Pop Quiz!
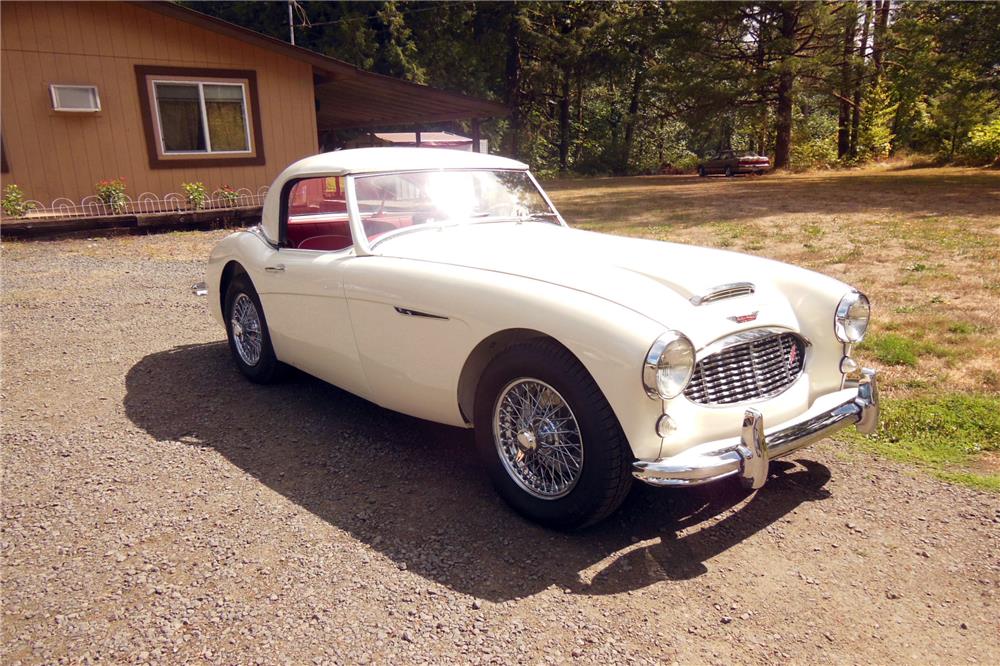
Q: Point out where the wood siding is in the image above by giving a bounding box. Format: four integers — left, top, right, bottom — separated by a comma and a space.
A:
0, 1, 318, 205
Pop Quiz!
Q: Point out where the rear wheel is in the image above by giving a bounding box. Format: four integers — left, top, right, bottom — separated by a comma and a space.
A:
698, 166, 706, 177
474, 340, 633, 530
224, 274, 281, 383
725, 166, 734, 177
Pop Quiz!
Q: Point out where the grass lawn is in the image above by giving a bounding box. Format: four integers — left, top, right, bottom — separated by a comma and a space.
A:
546, 165, 1000, 490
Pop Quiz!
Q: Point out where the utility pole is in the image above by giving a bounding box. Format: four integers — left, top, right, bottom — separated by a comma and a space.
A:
287, 1, 295, 45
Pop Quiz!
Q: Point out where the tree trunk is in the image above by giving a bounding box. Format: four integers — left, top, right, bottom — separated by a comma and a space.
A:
619, 67, 645, 175
773, 3, 799, 170
504, 5, 523, 160
755, 15, 769, 158
850, 0, 873, 158
838, 1, 858, 159
558, 68, 571, 174
872, 0, 890, 80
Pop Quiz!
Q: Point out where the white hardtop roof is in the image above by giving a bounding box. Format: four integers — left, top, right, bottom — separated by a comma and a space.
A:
260, 148, 530, 244
279, 147, 528, 178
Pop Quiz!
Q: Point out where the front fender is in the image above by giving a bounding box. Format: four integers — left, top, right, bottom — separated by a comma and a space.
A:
343, 257, 668, 461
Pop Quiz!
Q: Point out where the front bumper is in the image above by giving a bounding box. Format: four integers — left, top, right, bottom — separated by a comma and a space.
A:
632, 368, 879, 489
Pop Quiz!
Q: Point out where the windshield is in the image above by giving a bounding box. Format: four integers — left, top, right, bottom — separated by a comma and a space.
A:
352, 170, 557, 244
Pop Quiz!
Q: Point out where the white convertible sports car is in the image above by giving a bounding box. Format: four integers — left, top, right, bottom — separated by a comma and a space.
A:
204, 147, 878, 529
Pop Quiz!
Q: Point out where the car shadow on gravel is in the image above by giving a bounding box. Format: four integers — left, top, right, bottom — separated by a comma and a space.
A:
125, 342, 832, 601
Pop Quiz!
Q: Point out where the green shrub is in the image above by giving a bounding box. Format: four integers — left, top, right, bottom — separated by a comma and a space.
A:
181, 181, 208, 210
963, 118, 1000, 165
791, 104, 838, 169
1, 184, 35, 218
857, 82, 898, 161
96, 178, 127, 214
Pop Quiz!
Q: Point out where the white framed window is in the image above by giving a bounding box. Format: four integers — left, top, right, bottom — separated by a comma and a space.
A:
50, 85, 101, 112
151, 80, 252, 155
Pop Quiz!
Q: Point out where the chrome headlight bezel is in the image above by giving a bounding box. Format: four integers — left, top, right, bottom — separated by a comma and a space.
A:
834, 291, 871, 343
643, 330, 696, 400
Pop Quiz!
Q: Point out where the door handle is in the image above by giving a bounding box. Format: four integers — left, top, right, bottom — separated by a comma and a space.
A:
265, 264, 285, 273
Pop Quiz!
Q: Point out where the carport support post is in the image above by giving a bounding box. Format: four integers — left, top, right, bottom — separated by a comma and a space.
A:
415, 130, 421, 147
471, 118, 481, 153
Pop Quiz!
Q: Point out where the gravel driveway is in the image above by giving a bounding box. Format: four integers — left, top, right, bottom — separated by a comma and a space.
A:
2, 233, 998, 665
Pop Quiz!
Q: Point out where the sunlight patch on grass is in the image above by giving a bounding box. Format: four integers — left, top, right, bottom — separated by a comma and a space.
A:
858, 332, 953, 366
933, 471, 1000, 492
839, 394, 1000, 491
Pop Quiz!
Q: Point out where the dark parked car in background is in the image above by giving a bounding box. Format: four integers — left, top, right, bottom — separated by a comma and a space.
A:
698, 151, 770, 177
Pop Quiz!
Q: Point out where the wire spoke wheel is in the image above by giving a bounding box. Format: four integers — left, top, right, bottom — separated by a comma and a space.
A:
230, 292, 262, 367
493, 378, 584, 500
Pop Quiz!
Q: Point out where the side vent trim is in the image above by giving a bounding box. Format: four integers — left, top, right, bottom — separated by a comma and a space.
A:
394, 306, 449, 320
690, 282, 756, 306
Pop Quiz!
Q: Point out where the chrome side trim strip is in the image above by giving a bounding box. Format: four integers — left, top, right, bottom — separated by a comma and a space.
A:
394, 306, 449, 320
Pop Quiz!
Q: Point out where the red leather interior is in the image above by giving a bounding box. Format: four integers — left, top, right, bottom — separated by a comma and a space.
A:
287, 214, 352, 251
285, 213, 416, 252
297, 234, 353, 251
289, 199, 349, 217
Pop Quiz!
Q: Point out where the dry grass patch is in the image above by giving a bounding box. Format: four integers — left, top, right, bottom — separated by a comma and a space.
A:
547, 165, 1000, 488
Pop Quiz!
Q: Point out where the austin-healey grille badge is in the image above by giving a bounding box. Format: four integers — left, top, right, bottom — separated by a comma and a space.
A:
727, 311, 759, 324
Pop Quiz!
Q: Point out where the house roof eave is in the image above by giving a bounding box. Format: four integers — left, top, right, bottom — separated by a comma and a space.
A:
134, 1, 509, 120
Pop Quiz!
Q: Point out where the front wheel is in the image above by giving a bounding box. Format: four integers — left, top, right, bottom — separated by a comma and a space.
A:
224, 273, 281, 383
474, 341, 633, 530
698, 166, 706, 177
725, 166, 734, 177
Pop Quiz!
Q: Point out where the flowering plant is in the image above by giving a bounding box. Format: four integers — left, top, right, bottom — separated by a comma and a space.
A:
217, 184, 240, 207
96, 177, 127, 214
2, 184, 35, 218
182, 181, 208, 210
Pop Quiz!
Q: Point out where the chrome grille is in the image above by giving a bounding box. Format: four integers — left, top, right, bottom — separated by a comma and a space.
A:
684, 332, 805, 405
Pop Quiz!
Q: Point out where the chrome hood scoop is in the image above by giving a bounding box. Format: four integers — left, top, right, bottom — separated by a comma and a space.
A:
376, 223, 819, 347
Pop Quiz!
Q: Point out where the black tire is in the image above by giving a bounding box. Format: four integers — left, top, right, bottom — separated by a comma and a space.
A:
698, 166, 706, 177
725, 166, 734, 177
473, 340, 633, 530
223, 273, 282, 384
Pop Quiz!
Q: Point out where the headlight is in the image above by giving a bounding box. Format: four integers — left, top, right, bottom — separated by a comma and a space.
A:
643, 331, 695, 399
835, 291, 870, 342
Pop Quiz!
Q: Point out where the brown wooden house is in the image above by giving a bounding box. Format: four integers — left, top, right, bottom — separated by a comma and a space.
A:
0, 1, 506, 207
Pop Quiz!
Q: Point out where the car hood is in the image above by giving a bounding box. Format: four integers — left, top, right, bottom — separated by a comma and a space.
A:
376, 222, 838, 348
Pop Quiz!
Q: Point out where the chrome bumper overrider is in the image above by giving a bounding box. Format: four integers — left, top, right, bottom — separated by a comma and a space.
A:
633, 368, 879, 489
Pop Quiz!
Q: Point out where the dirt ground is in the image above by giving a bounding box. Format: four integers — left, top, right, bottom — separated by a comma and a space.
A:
3, 167, 999, 664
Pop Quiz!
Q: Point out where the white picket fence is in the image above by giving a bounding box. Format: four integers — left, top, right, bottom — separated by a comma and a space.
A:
8, 186, 269, 219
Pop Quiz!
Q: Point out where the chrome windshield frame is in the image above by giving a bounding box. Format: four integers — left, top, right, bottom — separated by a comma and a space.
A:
345, 168, 565, 255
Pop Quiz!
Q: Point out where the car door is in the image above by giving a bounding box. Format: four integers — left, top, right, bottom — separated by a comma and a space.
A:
252, 178, 371, 399
341, 256, 473, 427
